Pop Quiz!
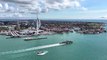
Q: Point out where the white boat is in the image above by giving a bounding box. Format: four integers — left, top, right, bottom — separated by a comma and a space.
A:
37, 51, 48, 56
23, 37, 33, 40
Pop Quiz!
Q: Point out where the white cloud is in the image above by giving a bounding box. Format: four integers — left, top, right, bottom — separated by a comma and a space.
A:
81, 7, 88, 11
0, 0, 86, 13
0, 4, 3, 8
0, 0, 87, 18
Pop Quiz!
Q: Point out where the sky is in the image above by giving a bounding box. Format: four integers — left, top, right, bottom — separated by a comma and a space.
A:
0, 0, 107, 19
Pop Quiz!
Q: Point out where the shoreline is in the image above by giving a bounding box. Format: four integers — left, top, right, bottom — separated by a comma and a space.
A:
0, 20, 107, 37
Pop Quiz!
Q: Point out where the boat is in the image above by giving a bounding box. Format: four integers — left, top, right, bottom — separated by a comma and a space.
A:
24, 37, 47, 41
23, 37, 33, 40
59, 40, 73, 45
37, 51, 48, 56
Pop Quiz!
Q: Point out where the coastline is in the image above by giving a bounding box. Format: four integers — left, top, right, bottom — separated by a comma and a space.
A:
0, 20, 106, 37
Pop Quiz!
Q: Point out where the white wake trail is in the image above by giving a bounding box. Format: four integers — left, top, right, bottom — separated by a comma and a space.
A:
1, 43, 63, 55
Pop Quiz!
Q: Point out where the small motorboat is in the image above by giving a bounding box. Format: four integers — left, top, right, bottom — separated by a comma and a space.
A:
37, 51, 48, 56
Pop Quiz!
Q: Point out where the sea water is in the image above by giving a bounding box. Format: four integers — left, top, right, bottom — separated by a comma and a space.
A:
0, 20, 107, 60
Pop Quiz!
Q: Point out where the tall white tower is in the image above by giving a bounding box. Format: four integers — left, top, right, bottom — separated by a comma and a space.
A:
36, 11, 41, 35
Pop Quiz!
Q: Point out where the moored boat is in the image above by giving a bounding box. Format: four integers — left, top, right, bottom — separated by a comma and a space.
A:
24, 37, 47, 41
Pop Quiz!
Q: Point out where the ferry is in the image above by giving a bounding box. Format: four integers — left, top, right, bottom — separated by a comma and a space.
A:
37, 51, 48, 56
24, 37, 47, 41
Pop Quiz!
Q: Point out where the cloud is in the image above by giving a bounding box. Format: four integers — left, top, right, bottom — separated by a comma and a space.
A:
79, 7, 88, 11
0, 0, 32, 4
0, 0, 87, 18
0, 0, 86, 12
0, 4, 3, 8
0, 3, 7, 12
